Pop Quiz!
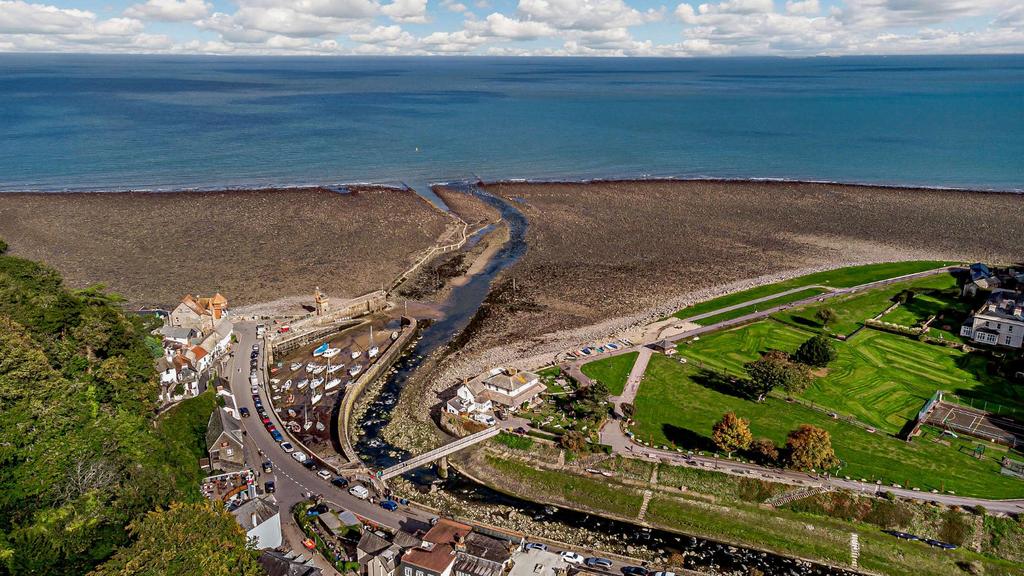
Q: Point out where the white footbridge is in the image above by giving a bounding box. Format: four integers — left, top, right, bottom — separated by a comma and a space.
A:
378, 427, 500, 480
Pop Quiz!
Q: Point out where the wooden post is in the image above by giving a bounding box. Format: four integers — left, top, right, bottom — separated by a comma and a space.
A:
437, 455, 449, 479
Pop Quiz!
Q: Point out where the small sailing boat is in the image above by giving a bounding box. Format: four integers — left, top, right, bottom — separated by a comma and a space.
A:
303, 405, 313, 430
297, 379, 309, 390
311, 391, 323, 405
287, 408, 297, 418
350, 350, 361, 360
283, 379, 292, 391
311, 377, 324, 387
310, 364, 326, 375
315, 422, 325, 431
305, 362, 316, 372
290, 362, 302, 371
367, 326, 378, 358
287, 421, 301, 433
322, 347, 341, 359
312, 342, 329, 357
348, 364, 362, 377
391, 331, 399, 341
325, 378, 341, 391
327, 363, 343, 374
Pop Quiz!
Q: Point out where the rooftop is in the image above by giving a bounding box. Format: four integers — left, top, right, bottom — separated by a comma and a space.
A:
980, 289, 1024, 321
507, 549, 566, 576
482, 368, 540, 392
232, 495, 279, 531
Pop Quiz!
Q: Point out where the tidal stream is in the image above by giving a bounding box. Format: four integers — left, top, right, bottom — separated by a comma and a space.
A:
354, 183, 856, 576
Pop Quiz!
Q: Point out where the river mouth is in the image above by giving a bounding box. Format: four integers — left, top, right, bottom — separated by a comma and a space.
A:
353, 183, 856, 576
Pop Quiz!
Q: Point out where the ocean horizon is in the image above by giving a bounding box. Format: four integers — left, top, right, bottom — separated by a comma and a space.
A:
1, 53, 1022, 194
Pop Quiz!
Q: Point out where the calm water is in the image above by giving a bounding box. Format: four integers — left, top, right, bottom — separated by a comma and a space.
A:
1, 54, 1022, 193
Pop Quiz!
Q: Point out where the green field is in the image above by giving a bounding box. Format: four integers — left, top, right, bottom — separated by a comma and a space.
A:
771, 272, 961, 335
631, 353, 1024, 498
580, 351, 638, 396
672, 261, 954, 320
693, 287, 827, 325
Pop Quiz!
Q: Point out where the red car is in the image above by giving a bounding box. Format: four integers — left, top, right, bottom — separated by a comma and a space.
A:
261, 417, 271, 425
302, 538, 316, 550
278, 326, 290, 333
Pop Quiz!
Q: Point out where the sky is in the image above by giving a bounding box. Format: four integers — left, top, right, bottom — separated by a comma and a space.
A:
0, 0, 1022, 56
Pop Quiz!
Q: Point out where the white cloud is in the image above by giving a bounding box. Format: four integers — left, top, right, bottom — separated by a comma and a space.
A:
124, 0, 211, 22
785, 0, 818, 15
516, 0, 661, 31
468, 12, 555, 39
441, 0, 468, 12
381, 0, 429, 23
0, 0, 95, 33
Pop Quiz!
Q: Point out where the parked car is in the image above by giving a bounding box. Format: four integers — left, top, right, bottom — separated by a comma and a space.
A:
331, 477, 350, 488
239, 407, 250, 418
291, 451, 308, 463
316, 469, 331, 480
524, 543, 547, 552
251, 385, 259, 395
264, 481, 275, 493
262, 460, 273, 473
560, 552, 585, 565
472, 414, 496, 426
277, 326, 290, 333
270, 431, 283, 442
380, 500, 399, 511
585, 558, 613, 569
261, 416, 271, 425
280, 442, 294, 453
514, 427, 527, 435
348, 485, 370, 499
621, 566, 648, 576
302, 538, 316, 550
652, 572, 676, 576
252, 344, 260, 351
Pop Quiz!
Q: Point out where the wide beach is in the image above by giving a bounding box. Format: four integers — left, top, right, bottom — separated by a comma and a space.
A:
0, 186, 453, 308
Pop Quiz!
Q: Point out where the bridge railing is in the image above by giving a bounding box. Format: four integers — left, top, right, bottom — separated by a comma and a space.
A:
380, 427, 499, 480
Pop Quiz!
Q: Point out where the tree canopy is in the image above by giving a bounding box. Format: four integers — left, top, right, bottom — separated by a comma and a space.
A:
786, 424, 839, 471
816, 307, 838, 328
88, 501, 263, 576
743, 350, 811, 399
0, 252, 209, 575
711, 412, 752, 456
794, 335, 837, 368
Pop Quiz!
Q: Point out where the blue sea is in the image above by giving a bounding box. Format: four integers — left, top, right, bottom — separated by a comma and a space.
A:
0, 54, 1022, 193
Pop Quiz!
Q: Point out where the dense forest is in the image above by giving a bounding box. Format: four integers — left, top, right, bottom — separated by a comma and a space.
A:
0, 240, 253, 575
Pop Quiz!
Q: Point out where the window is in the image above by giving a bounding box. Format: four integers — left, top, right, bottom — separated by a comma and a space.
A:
417, 570, 424, 576
405, 569, 412, 576
1006, 336, 1013, 345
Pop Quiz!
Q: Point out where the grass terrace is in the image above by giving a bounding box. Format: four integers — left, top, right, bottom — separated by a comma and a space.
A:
631, 353, 1024, 498
580, 351, 638, 396
692, 287, 827, 325
671, 260, 954, 320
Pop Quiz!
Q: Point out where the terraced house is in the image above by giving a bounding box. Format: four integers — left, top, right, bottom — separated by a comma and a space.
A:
961, 289, 1024, 348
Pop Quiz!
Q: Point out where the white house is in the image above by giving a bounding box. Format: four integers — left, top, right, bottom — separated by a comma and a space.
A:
447, 367, 545, 416
446, 384, 493, 415
961, 289, 1024, 349
199, 320, 233, 359
232, 494, 282, 549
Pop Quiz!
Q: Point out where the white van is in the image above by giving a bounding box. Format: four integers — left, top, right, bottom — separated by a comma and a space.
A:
292, 451, 308, 463
348, 485, 369, 499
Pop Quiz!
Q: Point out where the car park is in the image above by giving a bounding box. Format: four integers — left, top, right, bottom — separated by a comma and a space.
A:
349, 485, 370, 499
585, 558, 613, 569
621, 567, 648, 576
560, 552, 585, 565
262, 461, 273, 473
280, 442, 294, 453
524, 543, 547, 552
317, 469, 331, 480
264, 481, 275, 493
292, 451, 308, 463
331, 477, 350, 488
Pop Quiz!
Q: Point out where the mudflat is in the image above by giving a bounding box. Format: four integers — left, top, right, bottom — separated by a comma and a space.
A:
0, 187, 451, 307
471, 179, 1023, 349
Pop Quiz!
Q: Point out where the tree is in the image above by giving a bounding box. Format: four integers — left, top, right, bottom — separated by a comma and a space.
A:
785, 424, 839, 471
89, 501, 264, 576
559, 431, 586, 453
816, 307, 837, 328
711, 412, 752, 456
620, 402, 635, 420
893, 289, 916, 304
743, 350, 810, 400
794, 334, 837, 368
0, 238, 7, 254
750, 437, 779, 464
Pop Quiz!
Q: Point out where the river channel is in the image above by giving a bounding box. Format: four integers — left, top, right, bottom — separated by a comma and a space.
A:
353, 183, 857, 576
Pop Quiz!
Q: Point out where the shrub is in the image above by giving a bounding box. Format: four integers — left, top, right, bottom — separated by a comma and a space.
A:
939, 510, 974, 546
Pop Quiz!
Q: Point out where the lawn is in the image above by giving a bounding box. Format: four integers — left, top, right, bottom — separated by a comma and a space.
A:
693, 287, 827, 325
580, 351, 638, 396
631, 353, 1024, 498
672, 261, 954, 320
809, 330, 1022, 432
771, 272, 959, 336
